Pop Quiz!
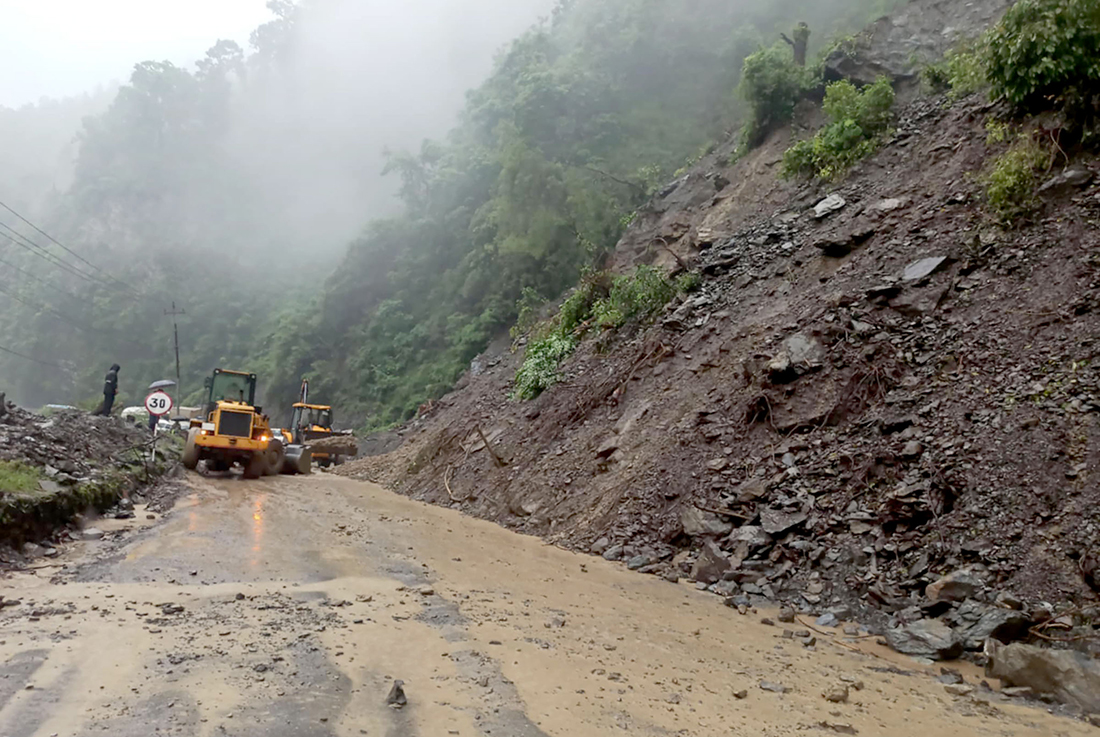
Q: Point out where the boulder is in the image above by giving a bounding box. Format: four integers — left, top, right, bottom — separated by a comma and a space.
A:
728, 525, 772, 550
596, 438, 620, 459
813, 194, 846, 219
925, 568, 983, 602
884, 619, 963, 660
706, 457, 729, 473
784, 333, 824, 368
812, 222, 876, 256
985, 641, 1100, 713
767, 353, 793, 382
602, 545, 624, 561
901, 256, 948, 282
868, 197, 906, 215
948, 602, 1030, 650
681, 507, 733, 537
760, 508, 809, 535
1038, 167, 1094, 194
691, 540, 731, 585
735, 479, 768, 502
889, 283, 949, 317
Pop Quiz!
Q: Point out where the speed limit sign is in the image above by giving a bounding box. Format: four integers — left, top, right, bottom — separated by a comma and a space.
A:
145, 390, 173, 416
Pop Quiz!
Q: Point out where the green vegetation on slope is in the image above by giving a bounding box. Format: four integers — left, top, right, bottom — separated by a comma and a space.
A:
915, 0, 1100, 223
986, 0, 1100, 117
0, 461, 43, 494
782, 77, 895, 180
512, 265, 692, 400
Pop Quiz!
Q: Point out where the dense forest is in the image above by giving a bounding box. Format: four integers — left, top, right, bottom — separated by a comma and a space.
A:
0, 0, 900, 427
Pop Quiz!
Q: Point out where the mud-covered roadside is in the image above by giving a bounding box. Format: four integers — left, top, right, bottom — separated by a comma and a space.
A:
2, 471, 1096, 737
0, 398, 183, 564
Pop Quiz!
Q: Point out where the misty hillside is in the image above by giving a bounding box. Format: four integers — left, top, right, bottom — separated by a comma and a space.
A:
335, 0, 1100, 642
0, 0, 553, 408
0, 0, 901, 418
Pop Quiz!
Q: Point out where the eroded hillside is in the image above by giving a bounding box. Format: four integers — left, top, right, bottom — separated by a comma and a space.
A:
339, 0, 1099, 669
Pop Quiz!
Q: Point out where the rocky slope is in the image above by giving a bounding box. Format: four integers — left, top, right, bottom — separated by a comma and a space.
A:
0, 400, 180, 558
339, 0, 1100, 694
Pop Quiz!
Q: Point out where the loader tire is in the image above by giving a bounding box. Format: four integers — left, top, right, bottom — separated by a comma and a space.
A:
263, 439, 286, 476
243, 451, 266, 479
183, 429, 201, 470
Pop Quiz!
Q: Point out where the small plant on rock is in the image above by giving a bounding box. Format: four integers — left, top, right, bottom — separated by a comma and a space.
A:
510, 266, 690, 400
0, 460, 43, 494
511, 333, 578, 400
985, 131, 1050, 221
782, 76, 896, 180
592, 265, 679, 329
921, 41, 988, 98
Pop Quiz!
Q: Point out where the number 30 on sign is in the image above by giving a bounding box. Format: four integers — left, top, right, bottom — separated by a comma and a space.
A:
145, 390, 173, 416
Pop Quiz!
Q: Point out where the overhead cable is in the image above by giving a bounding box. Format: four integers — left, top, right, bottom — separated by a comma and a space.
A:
0, 343, 67, 369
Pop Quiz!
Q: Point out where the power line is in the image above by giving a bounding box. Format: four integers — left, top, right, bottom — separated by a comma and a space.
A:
0, 225, 109, 287
0, 343, 67, 369
0, 202, 145, 299
0, 227, 147, 304
0, 198, 111, 279
0, 281, 148, 352
0, 255, 83, 301
0, 282, 102, 335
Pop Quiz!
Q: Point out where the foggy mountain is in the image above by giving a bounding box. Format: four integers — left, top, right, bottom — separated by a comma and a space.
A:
2, 0, 901, 418
2, 0, 557, 261
0, 88, 116, 221
225, 0, 561, 255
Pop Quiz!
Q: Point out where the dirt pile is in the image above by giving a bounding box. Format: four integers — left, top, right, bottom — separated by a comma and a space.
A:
339, 0, 1100, 702
0, 399, 179, 551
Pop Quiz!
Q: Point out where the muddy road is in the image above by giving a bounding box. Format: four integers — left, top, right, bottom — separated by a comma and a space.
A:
1, 473, 1093, 737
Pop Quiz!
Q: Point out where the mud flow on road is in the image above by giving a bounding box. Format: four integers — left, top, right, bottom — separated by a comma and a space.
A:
0, 474, 1093, 737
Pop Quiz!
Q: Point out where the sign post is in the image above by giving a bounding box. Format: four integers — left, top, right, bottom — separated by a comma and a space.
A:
145, 391, 174, 462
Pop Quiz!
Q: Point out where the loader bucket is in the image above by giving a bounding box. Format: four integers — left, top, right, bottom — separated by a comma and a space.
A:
281, 444, 312, 475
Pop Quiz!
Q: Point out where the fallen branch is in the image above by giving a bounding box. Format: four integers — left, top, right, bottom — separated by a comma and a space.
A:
1029, 608, 1100, 643
795, 616, 877, 657
476, 426, 507, 468
443, 465, 463, 502
581, 164, 648, 198
651, 236, 690, 272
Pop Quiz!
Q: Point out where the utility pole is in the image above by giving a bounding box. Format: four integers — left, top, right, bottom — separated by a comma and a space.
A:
165, 302, 186, 416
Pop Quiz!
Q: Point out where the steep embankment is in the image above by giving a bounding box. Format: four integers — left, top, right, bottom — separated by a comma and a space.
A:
340, 0, 1099, 668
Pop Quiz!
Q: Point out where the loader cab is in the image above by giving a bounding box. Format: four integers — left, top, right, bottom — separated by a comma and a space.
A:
290, 403, 333, 440
204, 369, 259, 417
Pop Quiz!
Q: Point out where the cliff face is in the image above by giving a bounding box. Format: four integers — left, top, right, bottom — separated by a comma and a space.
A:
822, 0, 1016, 85
341, 0, 1100, 636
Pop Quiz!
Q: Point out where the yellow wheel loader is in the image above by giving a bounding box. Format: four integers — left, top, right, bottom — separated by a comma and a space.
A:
182, 369, 311, 478
276, 379, 357, 469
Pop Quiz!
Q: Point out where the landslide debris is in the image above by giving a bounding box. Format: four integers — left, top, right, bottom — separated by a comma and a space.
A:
0, 399, 180, 555
339, 0, 1099, 713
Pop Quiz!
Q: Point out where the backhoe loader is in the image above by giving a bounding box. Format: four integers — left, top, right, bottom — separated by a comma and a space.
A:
182, 368, 311, 478
277, 379, 357, 469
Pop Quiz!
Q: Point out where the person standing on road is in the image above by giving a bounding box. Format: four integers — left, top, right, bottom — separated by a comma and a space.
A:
93, 363, 121, 416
